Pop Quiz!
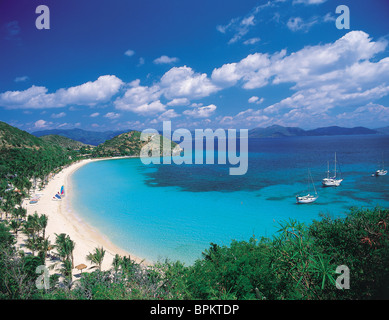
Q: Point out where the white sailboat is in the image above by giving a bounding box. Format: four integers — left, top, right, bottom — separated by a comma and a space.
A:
322, 152, 343, 187
373, 154, 387, 176
296, 169, 318, 204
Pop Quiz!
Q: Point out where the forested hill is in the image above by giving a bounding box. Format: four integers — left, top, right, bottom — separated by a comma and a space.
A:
39, 134, 92, 150
92, 131, 181, 157
0, 121, 77, 192
0, 121, 46, 150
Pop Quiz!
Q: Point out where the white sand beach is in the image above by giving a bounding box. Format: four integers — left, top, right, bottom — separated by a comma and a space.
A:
19, 158, 148, 280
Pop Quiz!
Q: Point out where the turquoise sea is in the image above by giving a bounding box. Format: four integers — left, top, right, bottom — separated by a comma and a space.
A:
71, 135, 389, 265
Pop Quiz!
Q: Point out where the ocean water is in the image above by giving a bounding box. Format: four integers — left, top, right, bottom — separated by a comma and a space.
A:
71, 135, 389, 265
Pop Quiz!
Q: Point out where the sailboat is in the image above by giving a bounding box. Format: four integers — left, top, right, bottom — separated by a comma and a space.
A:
60, 185, 65, 198
52, 193, 62, 201
372, 154, 387, 176
322, 152, 343, 187
296, 169, 318, 204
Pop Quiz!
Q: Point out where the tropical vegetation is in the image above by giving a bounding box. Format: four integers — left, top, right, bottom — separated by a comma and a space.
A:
0, 121, 388, 300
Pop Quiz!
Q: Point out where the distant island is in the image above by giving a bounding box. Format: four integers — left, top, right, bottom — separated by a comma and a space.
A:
32, 125, 389, 145
248, 125, 388, 139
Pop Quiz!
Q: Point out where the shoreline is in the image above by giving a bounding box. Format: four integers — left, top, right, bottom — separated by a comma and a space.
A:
21, 156, 150, 279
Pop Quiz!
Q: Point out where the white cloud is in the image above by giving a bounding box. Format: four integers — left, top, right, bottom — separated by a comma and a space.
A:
90, 112, 100, 117
183, 104, 217, 118
167, 98, 190, 107
138, 57, 145, 66
248, 96, 264, 104
212, 52, 275, 89
104, 112, 120, 119
154, 55, 179, 64
212, 31, 388, 96
56, 75, 124, 106
0, 86, 49, 109
131, 100, 166, 115
243, 37, 260, 45
154, 109, 180, 122
124, 49, 135, 57
218, 109, 270, 128
0, 75, 123, 109
114, 80, 164, 115
216, 1, 287, 44
287, 17, 317, 32
211, 31, 389, 128
14, 76, 29, 83
51, 112, 66, 118
34, 119, 49, 129
113, 66, 220, 116
336, 103, 389, 128
160, 66, 220, 100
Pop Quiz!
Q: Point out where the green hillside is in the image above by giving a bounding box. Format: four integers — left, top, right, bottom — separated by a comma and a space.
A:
0, 121, 45, 149
0, 122, 77, 193
92, 131, 180, 157
39, 134, 92, 150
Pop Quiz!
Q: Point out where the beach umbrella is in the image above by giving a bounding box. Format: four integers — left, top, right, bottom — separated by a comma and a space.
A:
75, 263, 87, 273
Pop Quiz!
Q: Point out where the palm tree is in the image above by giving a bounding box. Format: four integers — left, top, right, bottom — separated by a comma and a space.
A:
38, 237, 51, 265
86, 247, 106, 271
55, 233, 75, 267
9, 219, 21, 235
38, 214, 48, 239
64, 237, 75, 268
25, 236, 40, 256
112, 254, 121, 275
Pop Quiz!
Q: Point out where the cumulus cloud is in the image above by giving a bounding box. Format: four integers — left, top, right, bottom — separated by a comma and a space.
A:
218, 109, 270, 128
151, 109, 180, 123
51, 112, 66, 119
90, 112, 100, 117
248, 96, 264, 104
160, 66, 220, 100
183, 104, 217, 118
104, 112, 120, 119
124, 49, 135, 57
34, 119, 50, 129
336, 103, 389, 128
0, 75, 124, 109
212, 31, 389, 112
113, 66, 220, 116
212, 52, 276, 89
167, 98, 190, 107
154, 55, 179, 64
114, 80, 164, 115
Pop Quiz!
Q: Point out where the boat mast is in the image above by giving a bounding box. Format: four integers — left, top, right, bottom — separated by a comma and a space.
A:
382, 152, 385, 170
310, 170, 317, 195
334, 152, 337, 178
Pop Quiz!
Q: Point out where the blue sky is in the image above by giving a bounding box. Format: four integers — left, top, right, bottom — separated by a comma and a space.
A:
1, 0, 389, 132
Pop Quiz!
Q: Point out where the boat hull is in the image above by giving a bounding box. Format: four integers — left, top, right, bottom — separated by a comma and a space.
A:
375, 170, 387, 176
296, 195, 318, 204
322, 178, 343, 187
